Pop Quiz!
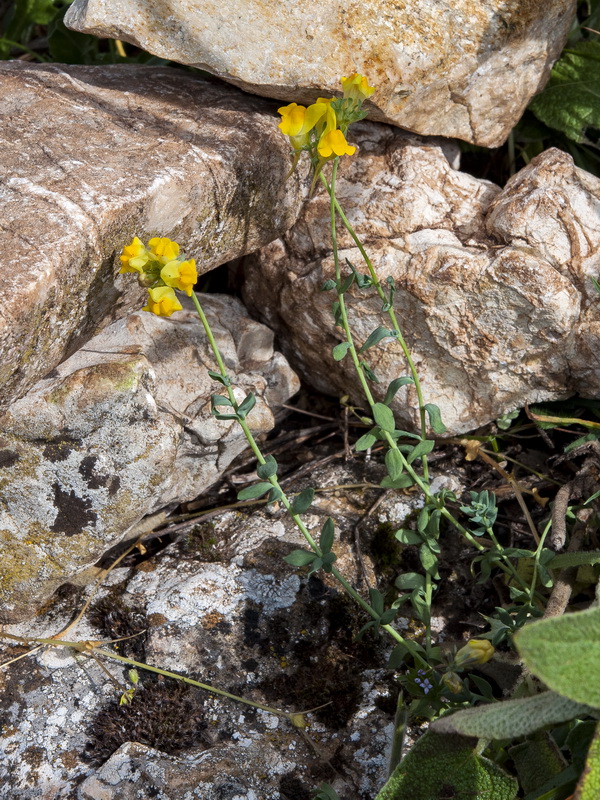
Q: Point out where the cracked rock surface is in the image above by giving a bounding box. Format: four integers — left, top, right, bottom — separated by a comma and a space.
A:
0, 62, 305, 411
243, 127, 600, 435
0, 295, 299, 622
64, 0, 575, 147
0, 458, 444, 798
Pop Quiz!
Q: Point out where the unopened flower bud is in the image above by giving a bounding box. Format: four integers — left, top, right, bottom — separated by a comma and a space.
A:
441, 671, 463, 694
454, 639, 495, 669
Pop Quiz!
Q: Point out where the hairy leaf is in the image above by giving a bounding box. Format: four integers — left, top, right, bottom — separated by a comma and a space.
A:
432, 691, 595, 739
515, 605, 600, 707
375, 731, 517, 800
574, 722, 600, 800
546, 550, 600, 570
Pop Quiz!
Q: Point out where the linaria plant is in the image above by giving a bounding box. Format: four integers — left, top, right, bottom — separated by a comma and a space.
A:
115, 75, 600, 799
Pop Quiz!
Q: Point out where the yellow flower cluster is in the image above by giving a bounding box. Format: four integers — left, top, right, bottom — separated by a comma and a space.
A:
277, 73, 375, 173
119, 236, 197, 317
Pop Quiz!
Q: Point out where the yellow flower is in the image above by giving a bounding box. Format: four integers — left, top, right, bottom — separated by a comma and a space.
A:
143, 286, 183, 317
119, 236, 151, 274
454, 639, 495, 669
149, 237, 180, 262
278, 101, 328, 149
317, 105, 356, 158
160, 258, 198, 297
341, 73, 375, 101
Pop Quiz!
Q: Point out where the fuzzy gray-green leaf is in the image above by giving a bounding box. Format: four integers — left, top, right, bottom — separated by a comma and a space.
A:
432, 692, 595, 739
515, 605, 600, 707
375, 730, 517, 800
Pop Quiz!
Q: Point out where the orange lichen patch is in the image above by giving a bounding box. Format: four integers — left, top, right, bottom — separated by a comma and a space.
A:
201, 611, 225, 629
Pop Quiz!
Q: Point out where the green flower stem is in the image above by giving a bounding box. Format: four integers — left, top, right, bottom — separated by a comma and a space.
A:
530, 518, 552, 600
424, 573, 433, 659
319, 173, 429, 480
325, 161, 532, 594
190, 290, 426, 666
5, 633, 291, 719
487, 528, 533, 597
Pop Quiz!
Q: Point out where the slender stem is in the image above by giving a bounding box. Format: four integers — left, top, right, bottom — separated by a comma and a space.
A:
319, 173, 429, 479
424, 573, 433, 658
0, 38, 49, 61
3, 633, 290, 718
191, 288, 427, 665
530, 519, 552, 600
323, 169, 533, 603
488, 529, 534, 596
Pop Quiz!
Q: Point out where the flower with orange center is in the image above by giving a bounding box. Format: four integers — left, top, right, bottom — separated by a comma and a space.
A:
119, 236, 151, 274
341, 73, 375, 102
278, 101, 328, 150
143, 286, 183, 317
160, 258, 198, 297
149, 236, 180, 263
317, 105, 356, 158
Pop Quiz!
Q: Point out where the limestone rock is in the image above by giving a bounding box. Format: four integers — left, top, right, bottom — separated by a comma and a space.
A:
0, 62, 305, 412
0, 459, 430, 797
243, 129, 595, 435
0, 295, 299, 622
64, 0, 575, 147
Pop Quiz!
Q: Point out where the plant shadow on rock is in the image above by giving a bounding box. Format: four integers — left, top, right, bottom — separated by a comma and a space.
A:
243, 574, 389, 729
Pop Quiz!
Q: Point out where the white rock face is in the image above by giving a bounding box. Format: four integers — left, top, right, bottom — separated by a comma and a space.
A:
1, 459, 417, 798
0, 295, 299, 622
64, 0, 575, 147
243, 127, 598, 435
0, 62, 306, 412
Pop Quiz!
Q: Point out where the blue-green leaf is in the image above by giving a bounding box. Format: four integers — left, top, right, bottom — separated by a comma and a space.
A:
383, 376, 414, 405
291, 488, 314, 515
407, 439, 435, 464
355, 429, 378, 451
237, 482, 273, 500
284, 549, 317, 567
332, 341, 351, 361
359, 326, 394, 353
236, 392, 256, 419
424, 403, 447, 434
320, 518, 335, 553
257, 455, 278, 479
385, 448, 404, 480
373, 402, 395, 432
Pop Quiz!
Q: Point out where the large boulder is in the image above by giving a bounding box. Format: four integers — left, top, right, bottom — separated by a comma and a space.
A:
243, 127, 597, 435
0, 295, 299, 622
64, 0, 575, 147
0, 62, 305, 412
